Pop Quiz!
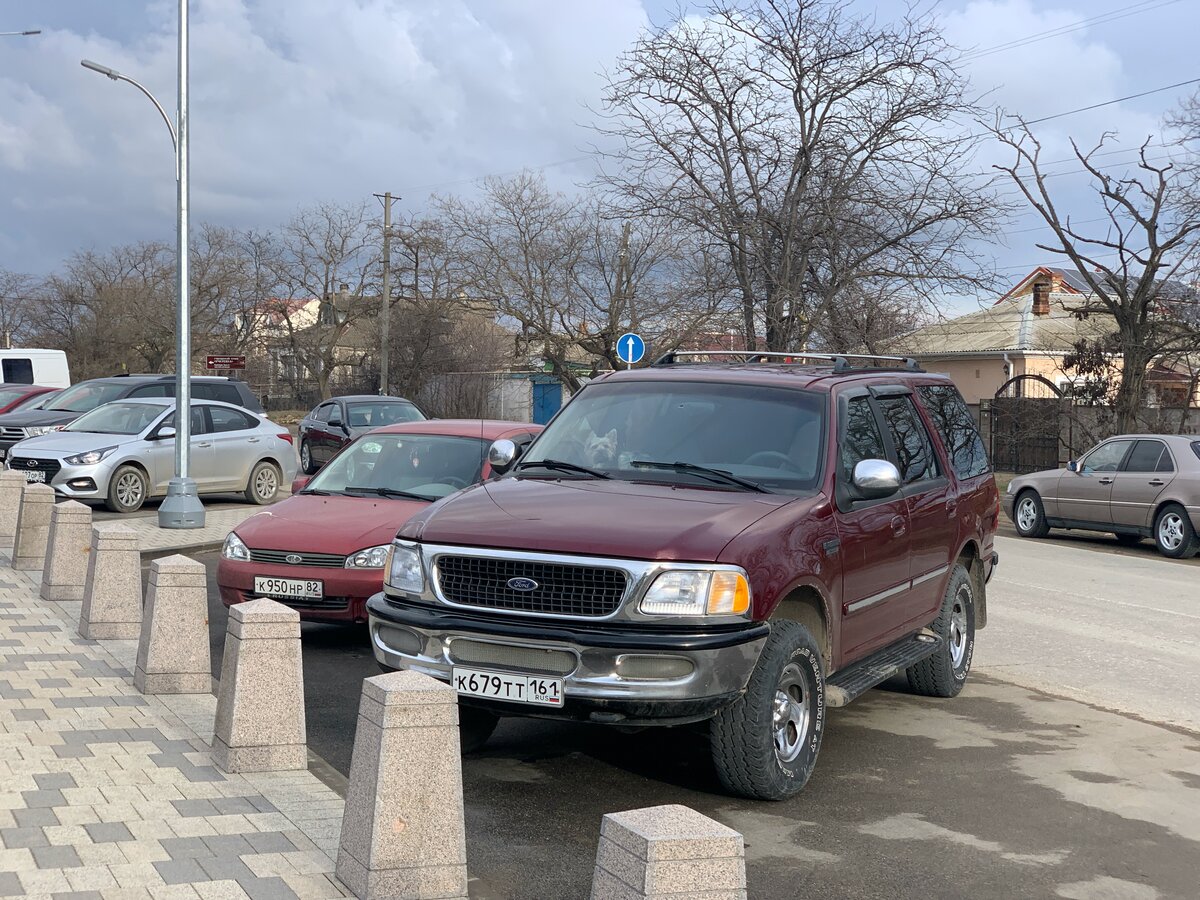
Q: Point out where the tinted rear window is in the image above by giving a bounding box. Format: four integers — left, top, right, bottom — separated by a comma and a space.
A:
917, 385, 990, 480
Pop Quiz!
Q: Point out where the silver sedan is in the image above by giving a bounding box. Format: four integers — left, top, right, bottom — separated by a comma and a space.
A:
5, 398, 297, 513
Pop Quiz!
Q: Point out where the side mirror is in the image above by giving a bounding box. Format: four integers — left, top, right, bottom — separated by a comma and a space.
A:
291, 475, 310, 493
1067, 460, 1078, 472
327, 414, 343, 428
852, 459, 902, 500
156, 426, 177, 440
488, 438, 519, 475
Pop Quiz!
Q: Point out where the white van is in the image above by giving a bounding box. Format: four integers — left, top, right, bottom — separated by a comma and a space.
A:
0, 350, 71, 388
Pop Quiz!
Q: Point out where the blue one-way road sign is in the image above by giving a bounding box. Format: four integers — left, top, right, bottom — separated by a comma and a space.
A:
617, 332, 646, 366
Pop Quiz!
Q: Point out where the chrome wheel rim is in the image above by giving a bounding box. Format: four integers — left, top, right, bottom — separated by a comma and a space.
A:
1016, 496, 1038, 533
254, 466, 278, 501
772, 663, 810, 765
300, 444, 311, 469
949, 583, 970, 669
115, 472, 143, 508
1158, 513, 1185, 551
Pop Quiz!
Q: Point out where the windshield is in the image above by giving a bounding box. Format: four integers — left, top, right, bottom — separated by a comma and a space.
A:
306, 433, 486, 501
0, 386, 34, 405
521, 380, 826, 494
43, 382, 129, 413
344, 401, 424, 428
64, 402, 165, 435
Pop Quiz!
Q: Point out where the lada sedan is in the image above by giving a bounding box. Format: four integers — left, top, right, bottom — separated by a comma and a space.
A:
1005, 433, 1200, 557
218, 420, 541, 624
6, 397, 296, 512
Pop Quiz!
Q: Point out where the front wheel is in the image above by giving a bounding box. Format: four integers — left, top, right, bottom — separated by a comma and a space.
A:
710, 621, 825, 800
245, 461, 281, 505
1154, 503, 1200, 559
1013, 490, 1050, 538
459, 705, 499, 754
106, 464, 148, 514
907, 562, 975, 698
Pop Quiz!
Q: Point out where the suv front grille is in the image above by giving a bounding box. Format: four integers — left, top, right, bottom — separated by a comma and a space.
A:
0, 427, 26, 441
10, 457, 61, 478
247, 548, 346, 568
435, 555, 628, 618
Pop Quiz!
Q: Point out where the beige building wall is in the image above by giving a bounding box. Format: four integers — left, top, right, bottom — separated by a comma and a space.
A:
914, 357, 1010, 404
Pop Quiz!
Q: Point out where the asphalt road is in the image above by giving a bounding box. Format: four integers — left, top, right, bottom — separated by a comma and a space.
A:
167, 547, 1200, 900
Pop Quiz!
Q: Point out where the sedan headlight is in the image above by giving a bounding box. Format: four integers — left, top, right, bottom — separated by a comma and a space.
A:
385, 542, 424, 594
64, 446, 117, 466
639, 569, 751, 617
222, 532, 250, 562
1006, 481, 1013, 493
345, 545, 391, 569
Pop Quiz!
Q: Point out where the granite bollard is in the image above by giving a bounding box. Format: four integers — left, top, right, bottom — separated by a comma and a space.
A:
590, 805, 747, 899
40, 499, 93, 600
78, 526, 142, 640
0, 468, 27, 545
212, 598, 307, 773
336, 670, 468, 899
12, 482, 56, 571
133, 554, 211, 694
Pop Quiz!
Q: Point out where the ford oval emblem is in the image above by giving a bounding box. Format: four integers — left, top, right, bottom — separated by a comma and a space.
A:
507, 577, 539, 592
285, 554, 303, 565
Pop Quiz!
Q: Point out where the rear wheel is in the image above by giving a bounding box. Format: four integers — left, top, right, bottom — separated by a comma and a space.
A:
245, 461, 281, 505
1013, 490, 1050, 538
1154, 503, 1200, 559
710, 620, 825, 800
907, 563, 975, 698
300, 440, 317, 475
105, 465, 148, 514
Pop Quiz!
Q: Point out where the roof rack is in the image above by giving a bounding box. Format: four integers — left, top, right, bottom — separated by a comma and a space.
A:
650, 350, 923, 373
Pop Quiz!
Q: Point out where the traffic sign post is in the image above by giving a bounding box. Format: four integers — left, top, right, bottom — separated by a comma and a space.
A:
616, 332, 646, 369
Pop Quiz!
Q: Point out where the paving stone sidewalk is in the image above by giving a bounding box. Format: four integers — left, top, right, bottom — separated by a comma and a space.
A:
0, 541, 351, 899
94, 509, 265, 556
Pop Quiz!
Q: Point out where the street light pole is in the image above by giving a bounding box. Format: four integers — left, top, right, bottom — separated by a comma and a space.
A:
373, 192, 399, 396
80, 60, 177, 157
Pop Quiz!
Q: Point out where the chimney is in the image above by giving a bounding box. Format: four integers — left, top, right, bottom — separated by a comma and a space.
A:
1032, 281, 1051, 317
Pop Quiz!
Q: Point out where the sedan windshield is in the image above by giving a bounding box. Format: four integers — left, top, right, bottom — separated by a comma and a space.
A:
64, 402, 164, 435
43, 382, 129, 413
344, 401, 424, 428
305, 434, 486, 501
520, 381, 826, 494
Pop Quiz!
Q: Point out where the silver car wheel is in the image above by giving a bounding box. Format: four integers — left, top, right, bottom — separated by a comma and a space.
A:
1016, 496, 1038, 533
949, 582, 971, 669
115, 471, 143, 508
254, 465, 278, 501
1158, 512, 1185, 551
772, 663, 810, 765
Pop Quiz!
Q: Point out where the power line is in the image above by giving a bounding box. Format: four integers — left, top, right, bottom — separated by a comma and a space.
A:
1020, 77, 1200, 127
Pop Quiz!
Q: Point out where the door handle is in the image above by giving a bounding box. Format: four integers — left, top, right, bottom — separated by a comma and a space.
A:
1098, 477, 1113, 485
1148, 479, 1165, 486
890, 515, 906, 537
247, 437, 261, 443
946, 499, 958, 517
196, 441, 212, 448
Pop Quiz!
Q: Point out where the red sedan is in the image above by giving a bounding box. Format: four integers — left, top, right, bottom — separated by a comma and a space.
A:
218, 420, 541, 623
0, 384, 58, 414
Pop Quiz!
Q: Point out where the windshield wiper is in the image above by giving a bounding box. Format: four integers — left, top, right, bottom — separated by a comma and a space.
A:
629, 460, 770, 493
343, 485, 434, 501
515, 458, 611, 479
298, 487, 333, 496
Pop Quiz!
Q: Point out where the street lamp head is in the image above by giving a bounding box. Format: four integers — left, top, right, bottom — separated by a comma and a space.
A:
80, 59, 121, 80
0, 29, 41, 36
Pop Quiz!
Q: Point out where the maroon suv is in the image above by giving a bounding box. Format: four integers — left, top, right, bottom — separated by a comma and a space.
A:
368, 353, 999, 800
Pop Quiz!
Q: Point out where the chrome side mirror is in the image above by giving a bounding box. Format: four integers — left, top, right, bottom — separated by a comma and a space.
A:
1067, 459, 1078, 472
488, 438, 519, 475
156, 426, 177, 440
852, 459, 901, 500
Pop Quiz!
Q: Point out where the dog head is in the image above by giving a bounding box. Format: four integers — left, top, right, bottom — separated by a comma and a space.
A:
583, 429, 619, 468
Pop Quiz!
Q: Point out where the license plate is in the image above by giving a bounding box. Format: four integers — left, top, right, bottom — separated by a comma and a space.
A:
452, 666, 563, 707
23, 470, 45, 483
253, 576, 323, 599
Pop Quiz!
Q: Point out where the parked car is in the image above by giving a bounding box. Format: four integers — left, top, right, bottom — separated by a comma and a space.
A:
0, 374, 262, 461
6, 398, 295, 513
0, 349, 71, 388
1004, 433, 1200, 558
367, 352, 999, 799
0, 384, 59, 415
218, 420, 541, 623
298, 395, 425, 474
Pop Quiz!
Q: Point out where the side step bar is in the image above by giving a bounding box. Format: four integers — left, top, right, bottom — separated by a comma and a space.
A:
826, 630, 941, 708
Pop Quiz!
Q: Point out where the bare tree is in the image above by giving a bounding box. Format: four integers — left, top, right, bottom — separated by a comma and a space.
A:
992, 124, 1200, 433
594, 0, 1002, 352
0, 269, 37, 349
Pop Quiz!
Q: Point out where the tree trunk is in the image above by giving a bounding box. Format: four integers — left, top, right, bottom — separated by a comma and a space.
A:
1114, 351, 1152, 433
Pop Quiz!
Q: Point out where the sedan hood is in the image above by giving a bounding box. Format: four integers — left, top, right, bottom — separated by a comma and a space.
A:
0, 409, 79, 428
11, 431, 143, 456
398, 477, 798, 561
234, 493, 431, 555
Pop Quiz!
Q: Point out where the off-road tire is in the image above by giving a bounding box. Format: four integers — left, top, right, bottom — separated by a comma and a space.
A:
1013, 490, 1050, 538
245, 461, 281, 505
1113, 532, 1143, 546
1154, 503, 1200, 559
907, 563, 975, 698
300, 440, 317, 475
459, 705, 499, 754
105, 464, 148, 514
710, 620, 825, 801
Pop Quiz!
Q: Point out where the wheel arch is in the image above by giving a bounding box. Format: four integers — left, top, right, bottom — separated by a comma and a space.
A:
110, 458, 152, 491
770, 584, 832, 673
1150, 496, 1190, 531
954, 539, 986, 629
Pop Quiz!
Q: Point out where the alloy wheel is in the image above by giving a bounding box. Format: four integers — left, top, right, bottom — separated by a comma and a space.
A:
115, 472, 143, 508
1016, 496, 1038, 533
772, 662, 810, 765
1159, 512, 1185, 551
949, 583, 971, 668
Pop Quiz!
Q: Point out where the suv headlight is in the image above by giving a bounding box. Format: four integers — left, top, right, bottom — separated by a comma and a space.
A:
345, 545, 391, 569
222, 532, 250, 562
385, 542, 424, 594
25, 426, 55, 436
64, 446, 117, 466
639, 569, 751, 617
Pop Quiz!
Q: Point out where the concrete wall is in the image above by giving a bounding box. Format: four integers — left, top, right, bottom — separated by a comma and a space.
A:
914, 357, 1010, 405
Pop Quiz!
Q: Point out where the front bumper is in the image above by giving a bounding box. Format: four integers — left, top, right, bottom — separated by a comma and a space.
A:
1001, 492, 1015, 523
218, 557, 384, 623
5, 456, 113, 499
367, 594, 769, 725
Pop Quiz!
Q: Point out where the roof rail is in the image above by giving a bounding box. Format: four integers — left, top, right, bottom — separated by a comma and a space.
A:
650, 350, 923, 373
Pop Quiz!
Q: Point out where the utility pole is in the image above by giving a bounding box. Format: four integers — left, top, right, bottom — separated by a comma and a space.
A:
615, 221, 633, 328
373, 192, 399, 395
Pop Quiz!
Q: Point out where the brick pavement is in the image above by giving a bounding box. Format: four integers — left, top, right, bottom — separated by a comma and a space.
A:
0, 526, 351, 899
94, 509, 266, 556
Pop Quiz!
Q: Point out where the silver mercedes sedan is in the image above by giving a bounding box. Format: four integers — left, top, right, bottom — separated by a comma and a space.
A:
5, 398, 297, 513
1003, 433, 1200, 558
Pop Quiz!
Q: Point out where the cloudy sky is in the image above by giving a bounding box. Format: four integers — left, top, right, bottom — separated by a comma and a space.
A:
2, 0, 1198, 308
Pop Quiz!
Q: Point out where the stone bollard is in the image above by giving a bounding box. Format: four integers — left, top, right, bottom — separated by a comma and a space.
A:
133, 555, 211, 694
78, 526, 142, 640
590, 805, 747, 900
12, 483, 56, 571
211, 598, 306, 773
0, 469, 27, 545
40, 500, 93, 600
336, 671, 468, 899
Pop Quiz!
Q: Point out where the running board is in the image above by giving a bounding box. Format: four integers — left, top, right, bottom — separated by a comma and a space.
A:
826, 630, 941, 707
